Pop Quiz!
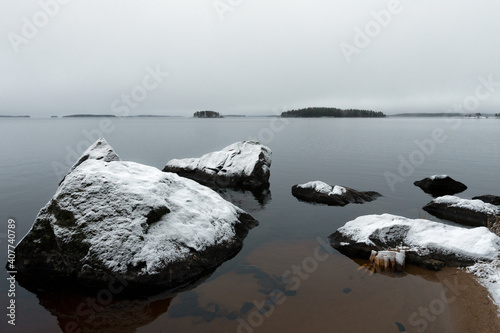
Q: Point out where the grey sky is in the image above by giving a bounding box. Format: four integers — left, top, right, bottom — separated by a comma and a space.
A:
1, 0, 500, 117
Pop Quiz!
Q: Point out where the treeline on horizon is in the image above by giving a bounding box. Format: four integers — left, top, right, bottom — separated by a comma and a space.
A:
281, 107, 386, 118
193, 110, 222, 118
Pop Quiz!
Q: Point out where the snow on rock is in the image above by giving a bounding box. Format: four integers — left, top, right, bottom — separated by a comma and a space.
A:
329, 214, 500, 270
297, 181, 347, 196
414, 175, 467, 197
13, 139, 258, 293
59, 138, 120, 184
423, 195, 500, 227
430, 175, 448, 180
467, 260, 500, 314
163, 141, 272, 190
291, 181, 381, 206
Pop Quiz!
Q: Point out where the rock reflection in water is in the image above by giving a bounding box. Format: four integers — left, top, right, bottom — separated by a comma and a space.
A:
33, 290, 173, 333
216, 187, 271, 213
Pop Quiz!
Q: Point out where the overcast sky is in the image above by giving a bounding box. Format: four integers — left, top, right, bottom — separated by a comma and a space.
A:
1, 0, 500, 117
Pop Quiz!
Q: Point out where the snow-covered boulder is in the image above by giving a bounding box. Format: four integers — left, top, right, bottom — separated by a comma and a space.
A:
291, 181, 381, 206
163, 141, 272, 190
423, 195, 500, 227
473, 194, 500, 206
59, 138, 120, 185
13, 139, 257, 293
329, 214, 500, 270
414, 175, 467, 197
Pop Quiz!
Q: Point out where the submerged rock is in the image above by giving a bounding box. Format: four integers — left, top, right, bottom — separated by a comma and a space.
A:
163, 141, 272, 190
12, 139, 257, 293
414, 175, 467, 197
291, 181, 381, 206
472, 195, 500, 206
329, 214, 500, 270
422, 195, 500, 227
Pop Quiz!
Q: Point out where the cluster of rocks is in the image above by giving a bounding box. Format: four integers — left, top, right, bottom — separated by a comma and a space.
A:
329, 174, 500, 271
11, 139, 271, 294
11, 137, 500, 299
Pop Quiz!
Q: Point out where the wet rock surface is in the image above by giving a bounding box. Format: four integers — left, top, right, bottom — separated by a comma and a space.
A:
291, 181, 381, 206
414, 175, 467, 197
422, 196, 499, 227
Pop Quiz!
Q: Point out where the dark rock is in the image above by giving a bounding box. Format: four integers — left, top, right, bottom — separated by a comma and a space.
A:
414, 175, 467, 197
422, 196, 499, 227
472, 195, 500, 206
395, 322, 407, 332
163, 141, 272, 191
291, 181, 381, 206
11, 139, 258, 295
422, 259, 445, 271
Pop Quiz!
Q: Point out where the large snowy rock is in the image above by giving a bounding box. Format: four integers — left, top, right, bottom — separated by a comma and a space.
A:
162, 141, 272, 190
414, 175, 467, 197
423, 195, 500, 227
329, 214, 500, 270
291, 181, 381, 206
13, 139, 257, 292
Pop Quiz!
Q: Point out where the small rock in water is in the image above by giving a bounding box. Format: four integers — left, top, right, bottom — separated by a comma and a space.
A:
342, 288, 352, 294
395, 321, 406, 332
291, 181, 381, 206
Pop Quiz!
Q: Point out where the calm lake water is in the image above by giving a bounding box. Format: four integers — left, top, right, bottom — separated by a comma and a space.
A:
1, 117, 499, 333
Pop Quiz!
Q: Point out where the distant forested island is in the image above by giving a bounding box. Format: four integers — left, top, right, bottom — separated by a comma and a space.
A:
194, 111, 222, 118
63, 114, 117, 118
281, 107, 385, 118
391, 113, 464, 117
0, 115, 30, 118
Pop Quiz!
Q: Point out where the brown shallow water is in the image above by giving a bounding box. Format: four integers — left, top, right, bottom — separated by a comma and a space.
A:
134, 239, 500, 333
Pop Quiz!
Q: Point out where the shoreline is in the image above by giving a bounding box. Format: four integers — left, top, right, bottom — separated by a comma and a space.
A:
437, 267, 500, 332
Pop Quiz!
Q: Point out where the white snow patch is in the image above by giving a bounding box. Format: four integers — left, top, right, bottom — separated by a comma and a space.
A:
467, 260, 500, 315
297, 181, 347, 196
338, 214, 500, 261
430, 175, 448, 180
165, 141, 271, 178
433, 196, 500, 215
68, 138, 120, 173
